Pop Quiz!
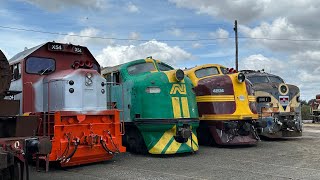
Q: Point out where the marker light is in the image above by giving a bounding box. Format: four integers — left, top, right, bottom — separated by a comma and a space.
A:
72, 61, 80, 69
146, 87, 161, 93
85, 61, 93, 68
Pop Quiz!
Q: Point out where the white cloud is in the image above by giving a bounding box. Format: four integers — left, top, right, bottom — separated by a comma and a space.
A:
170, 0, 320, 52
169, 28, 182, 37
209, 28, 229, 39
239, 18, 320, 52
21, 0, 107, 11
192, 43, 202, 49
169, 0, 266, 23
240, 53, 320, 100
59, 27, 114, 46
126, 2, 139, 13
96, 40, 192, 67
129, 32, 140, 40
240, 54, 286, 75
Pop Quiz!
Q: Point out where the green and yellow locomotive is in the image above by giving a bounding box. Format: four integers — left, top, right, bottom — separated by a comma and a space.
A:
242, 70, 302, 138
102, 57, 199, 154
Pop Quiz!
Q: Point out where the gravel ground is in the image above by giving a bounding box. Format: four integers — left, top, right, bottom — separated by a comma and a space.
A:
30, 123, 320, 180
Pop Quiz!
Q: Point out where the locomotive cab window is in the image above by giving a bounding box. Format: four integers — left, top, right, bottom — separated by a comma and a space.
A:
157, 63, 174, 71
195, 67, 219, 78
127, 62, 156, 75
220, 67, 228, 74
104, 72, 121, 84
26, 57, 55, 75
268, 76, 284, 83
11, 63, 21, 80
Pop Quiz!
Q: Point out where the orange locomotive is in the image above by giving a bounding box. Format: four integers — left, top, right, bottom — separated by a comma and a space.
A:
8, 42, 125, 167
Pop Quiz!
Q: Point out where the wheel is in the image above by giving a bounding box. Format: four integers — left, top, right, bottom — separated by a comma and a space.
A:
126, 127, 147, 154
197, 123, 213, 146
10, 161, 22, 180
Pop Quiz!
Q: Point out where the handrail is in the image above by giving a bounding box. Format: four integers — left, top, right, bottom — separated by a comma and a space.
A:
105, 82, 125, 135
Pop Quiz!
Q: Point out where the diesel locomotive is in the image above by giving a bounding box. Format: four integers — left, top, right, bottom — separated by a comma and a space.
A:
8, 42, 125, 167
185, 65, 260, 145
311, 94, 320, 123
0, 49, 51, 180
102, 57, 199, 154
241, 70, 302, 138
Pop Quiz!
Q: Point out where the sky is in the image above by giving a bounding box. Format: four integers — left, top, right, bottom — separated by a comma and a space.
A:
1, 0, 320, 101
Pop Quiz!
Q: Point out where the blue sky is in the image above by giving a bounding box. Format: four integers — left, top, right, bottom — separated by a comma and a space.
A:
1, 0, 320, 100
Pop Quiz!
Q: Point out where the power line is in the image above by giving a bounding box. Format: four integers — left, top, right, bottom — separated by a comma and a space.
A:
0, 25, 229, 42
1, 25, 320, 42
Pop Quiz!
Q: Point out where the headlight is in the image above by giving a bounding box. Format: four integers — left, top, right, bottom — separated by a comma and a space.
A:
175, 69, 184, 81
278, 83, 289, 95
237, 73, 245, 83
146, 87, 161, 93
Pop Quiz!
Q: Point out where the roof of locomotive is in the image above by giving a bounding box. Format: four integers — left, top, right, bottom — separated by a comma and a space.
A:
240, 69, 286, 84
9, 43, 45, 64
9, 42, 98, 66
240, 70, 273, 76
184, 64, 226, 72
101, 58, 173, 75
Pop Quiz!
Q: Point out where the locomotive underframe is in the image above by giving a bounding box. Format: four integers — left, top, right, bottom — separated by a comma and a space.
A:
257, 112, 302, 138
34, 110, 125, 167
198, 120, 260, 146
311, 110, 320, 123
125, 118, 199, 154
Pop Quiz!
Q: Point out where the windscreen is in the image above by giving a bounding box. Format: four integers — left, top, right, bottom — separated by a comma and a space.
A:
195, 67, 219, 78
26, 57, 55, 75
157, 63, 174, 71
268, 76, 284, 83
247, 76, 269, 84
127, 62, 156, 75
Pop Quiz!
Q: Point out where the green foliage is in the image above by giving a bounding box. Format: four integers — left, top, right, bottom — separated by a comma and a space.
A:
301, 104, 312, 120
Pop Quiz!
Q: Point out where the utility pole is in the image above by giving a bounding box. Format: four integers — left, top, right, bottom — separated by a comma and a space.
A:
234, 20, 238, 71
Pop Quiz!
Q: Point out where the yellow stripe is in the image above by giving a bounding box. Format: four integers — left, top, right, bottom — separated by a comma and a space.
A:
172, 97, 181, 118
181, 97, 190, 118
201, 114, 259, 120
196, 95, 235, 102
248, 96, 256, 102
165, 140, 181, 154
149, 126, 176, 154
186, 133, 199, 150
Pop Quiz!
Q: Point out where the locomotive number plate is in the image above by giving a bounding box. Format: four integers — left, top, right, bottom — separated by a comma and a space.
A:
48, 43, 63, 51
73, 46, 83, 54
257, 96, 271, 103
